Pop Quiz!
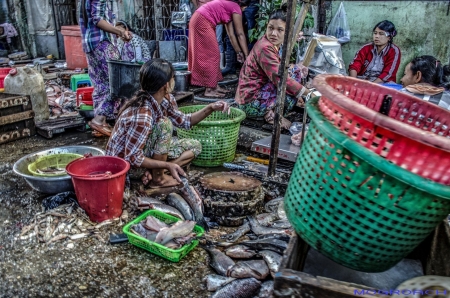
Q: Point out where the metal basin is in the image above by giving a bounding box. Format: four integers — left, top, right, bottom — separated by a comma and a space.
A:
13, 146, 105, 194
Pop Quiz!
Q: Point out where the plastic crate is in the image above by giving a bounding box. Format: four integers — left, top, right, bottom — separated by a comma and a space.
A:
123, 210, 205, 262
76, 87, 94, 106
70, 74, 91, 91
284, 97, 450, 272
177, 105, 246, 167
313, 74, 450, 185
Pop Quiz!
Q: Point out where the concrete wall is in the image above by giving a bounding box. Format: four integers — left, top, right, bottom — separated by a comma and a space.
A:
325, 1, 450, 83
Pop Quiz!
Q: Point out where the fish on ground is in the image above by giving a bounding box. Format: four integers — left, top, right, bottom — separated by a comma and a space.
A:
221, 220, 250, 243
179, 177, 209, 231
211, 278, 261, 298
258, 250, 282, 278
202, 246, 235, 276
166, 193, 195, 221
226, 260, 270, 280
264, 197, 284, 213
247, 216, 292, 236
239, 237, 288, 255
147, 203, 185, 220
254, 280, 274, 298
203, 274, 236, 292
256, 213, 279, 226
225, 245, 258, 259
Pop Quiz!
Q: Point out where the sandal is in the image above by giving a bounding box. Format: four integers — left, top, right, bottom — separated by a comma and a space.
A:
88, 121, 112, 137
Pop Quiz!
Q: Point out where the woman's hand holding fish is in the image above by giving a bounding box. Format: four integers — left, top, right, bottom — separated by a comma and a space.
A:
166, 163, 186, 183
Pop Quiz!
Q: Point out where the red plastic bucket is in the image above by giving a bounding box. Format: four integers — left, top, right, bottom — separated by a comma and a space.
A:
66, 156, 130, 222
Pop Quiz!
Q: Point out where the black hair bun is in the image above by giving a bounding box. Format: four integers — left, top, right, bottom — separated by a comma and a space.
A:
443, 64, 450, 76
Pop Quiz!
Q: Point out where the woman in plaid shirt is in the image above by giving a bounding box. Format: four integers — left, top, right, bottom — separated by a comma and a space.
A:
106, 59, 229, 188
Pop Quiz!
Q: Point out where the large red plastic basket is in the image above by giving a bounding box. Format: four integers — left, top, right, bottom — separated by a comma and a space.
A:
313, 75, 450, 185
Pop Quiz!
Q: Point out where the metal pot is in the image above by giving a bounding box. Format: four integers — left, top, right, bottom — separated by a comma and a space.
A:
13, 146, 105, 194
174, 71, 191, 92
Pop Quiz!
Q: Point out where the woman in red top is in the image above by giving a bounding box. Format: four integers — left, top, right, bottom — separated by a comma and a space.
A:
235, 9, 309, 129
188, 0, 249, 98
349, 20, 401, 83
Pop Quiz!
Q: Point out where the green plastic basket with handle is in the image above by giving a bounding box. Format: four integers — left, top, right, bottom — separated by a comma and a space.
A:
177, 105, 246, 167
28, 153, 83, 177
284, 97, 450, 272
123, 210, 205, 262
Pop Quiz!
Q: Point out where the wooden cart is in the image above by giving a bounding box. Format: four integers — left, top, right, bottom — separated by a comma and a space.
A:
274, 220, 450, 298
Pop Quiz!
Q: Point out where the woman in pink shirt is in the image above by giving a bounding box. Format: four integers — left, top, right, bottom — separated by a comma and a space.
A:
188, 0, 249, 97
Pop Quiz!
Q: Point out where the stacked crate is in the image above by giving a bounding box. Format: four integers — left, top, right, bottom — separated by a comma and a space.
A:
0, 93, 35, 144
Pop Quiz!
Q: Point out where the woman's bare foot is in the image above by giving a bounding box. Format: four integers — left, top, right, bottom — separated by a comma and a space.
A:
141, 171, 152, 185
205, 88, 226, 98
264, 110, 291, 129
216, 85, 228, 93
149, 174, 181, 189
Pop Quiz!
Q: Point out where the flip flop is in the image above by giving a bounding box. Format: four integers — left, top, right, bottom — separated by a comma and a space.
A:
91, 130, 107, 137
88, 121, 112, 137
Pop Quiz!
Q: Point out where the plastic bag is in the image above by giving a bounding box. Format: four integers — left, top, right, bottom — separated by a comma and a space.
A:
326, 2, 350, 44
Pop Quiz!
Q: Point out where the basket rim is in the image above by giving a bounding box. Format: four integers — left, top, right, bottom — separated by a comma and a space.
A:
313, 74, 450, 153
122, 209, 205, 254
178, 105, 246, 126
307, 96, 450, 198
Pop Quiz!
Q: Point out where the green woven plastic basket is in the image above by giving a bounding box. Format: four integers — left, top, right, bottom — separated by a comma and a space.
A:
177, 105, 246, 167
284, 97, 450, 272
123, 210, 205, 262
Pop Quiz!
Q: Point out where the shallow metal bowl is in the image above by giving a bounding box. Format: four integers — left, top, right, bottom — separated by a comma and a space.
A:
13, 146, 105, 194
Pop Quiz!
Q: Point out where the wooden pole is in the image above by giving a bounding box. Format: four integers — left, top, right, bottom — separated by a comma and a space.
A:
268, 0, 313, 177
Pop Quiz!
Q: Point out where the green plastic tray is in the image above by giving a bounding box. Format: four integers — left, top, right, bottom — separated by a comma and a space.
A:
284, 97, 450, 272
123, 210, 205, 262
177, 105, 246, 167
28, 153, 83, 177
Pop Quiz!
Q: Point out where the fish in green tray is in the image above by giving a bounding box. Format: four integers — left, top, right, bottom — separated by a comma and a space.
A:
154, 220, 196, 245
211, 278, 261, 298
131, 223, 157, 242
143, 215, 169, 231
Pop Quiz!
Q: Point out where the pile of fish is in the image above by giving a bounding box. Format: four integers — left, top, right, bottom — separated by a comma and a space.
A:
17, 203, 129, 245
130, 215, 197, 250
202, 197, 292, 297
137, 177, 209, 231
46, 81, 78, 118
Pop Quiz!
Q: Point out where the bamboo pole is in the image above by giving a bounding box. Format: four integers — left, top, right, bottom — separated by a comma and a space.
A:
268, 0, 314, 177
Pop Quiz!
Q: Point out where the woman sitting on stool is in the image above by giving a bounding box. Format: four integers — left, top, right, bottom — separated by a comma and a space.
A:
349, 20, 401, 83
400, 55, 450, 110
235, 9, 310, 129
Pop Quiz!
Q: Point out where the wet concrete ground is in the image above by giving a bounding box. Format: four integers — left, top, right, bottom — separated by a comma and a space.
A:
0, 130, 226, 298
